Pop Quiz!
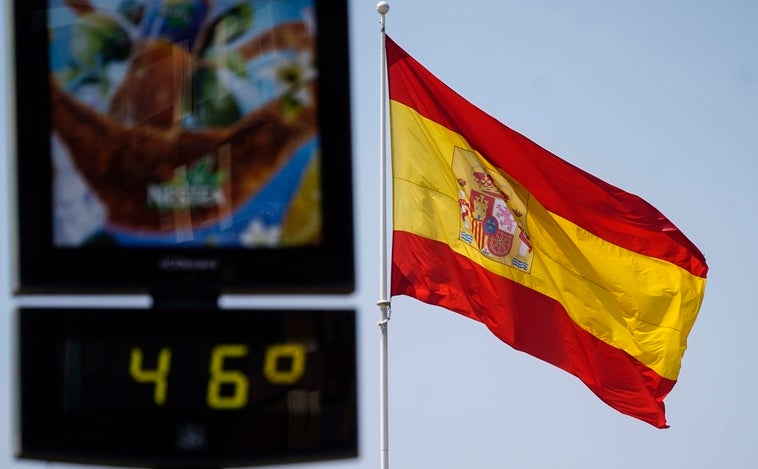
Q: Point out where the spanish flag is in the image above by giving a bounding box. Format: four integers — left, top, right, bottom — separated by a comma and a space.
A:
387, 36, 707, 428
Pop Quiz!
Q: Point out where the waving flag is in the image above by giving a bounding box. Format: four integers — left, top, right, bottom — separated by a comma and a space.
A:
386, 35, 708, 428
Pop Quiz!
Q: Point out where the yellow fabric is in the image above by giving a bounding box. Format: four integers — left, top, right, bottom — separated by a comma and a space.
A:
391, 101, 706, 380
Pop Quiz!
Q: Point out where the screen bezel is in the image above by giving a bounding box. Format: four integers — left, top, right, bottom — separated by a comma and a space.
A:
13, 0, 355, 294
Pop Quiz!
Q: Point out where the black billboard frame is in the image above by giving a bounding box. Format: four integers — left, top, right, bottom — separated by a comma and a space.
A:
13, 0, 355, 295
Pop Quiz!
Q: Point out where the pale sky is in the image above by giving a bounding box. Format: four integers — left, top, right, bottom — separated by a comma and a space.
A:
2, 1, 758, 468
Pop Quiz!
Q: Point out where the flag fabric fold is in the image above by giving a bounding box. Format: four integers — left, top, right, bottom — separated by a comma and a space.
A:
386, 35, 707, 428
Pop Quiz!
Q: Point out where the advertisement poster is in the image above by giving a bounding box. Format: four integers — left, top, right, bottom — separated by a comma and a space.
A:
49, 0, 324, 248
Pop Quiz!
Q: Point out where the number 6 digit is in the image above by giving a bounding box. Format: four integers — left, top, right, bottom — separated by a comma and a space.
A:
207, 344, 249, 409
129, 347, 171, 406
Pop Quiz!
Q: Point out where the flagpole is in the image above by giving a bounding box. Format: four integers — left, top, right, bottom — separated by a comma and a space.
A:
376, 2, 391, 469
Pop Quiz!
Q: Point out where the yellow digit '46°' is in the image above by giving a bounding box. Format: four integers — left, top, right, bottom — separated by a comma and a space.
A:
129, 347, 171, 406
264, 343, 307, 384
207, 344, 249, 409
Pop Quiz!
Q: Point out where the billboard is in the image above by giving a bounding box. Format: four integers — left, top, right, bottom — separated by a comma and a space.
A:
14, 0, 354, 293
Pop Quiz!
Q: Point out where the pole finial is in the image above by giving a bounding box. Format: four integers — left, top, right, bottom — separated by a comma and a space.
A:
376, 1, 390, 15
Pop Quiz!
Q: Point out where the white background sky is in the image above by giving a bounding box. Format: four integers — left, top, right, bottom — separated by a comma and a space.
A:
2, 1, 758, 468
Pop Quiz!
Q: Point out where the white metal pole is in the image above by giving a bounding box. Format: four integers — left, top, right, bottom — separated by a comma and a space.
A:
376, 2, 391, 469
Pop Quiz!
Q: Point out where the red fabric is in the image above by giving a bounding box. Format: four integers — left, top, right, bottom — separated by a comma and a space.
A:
391, 231, 675, 428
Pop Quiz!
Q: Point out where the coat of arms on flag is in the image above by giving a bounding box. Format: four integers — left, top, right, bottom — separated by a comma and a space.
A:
452, 147, 533, 272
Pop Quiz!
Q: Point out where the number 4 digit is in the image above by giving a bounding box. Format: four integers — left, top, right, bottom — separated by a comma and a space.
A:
129, 347, 172, 406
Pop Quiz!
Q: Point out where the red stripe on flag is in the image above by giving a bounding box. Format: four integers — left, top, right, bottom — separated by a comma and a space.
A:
391, 230, 676, 428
